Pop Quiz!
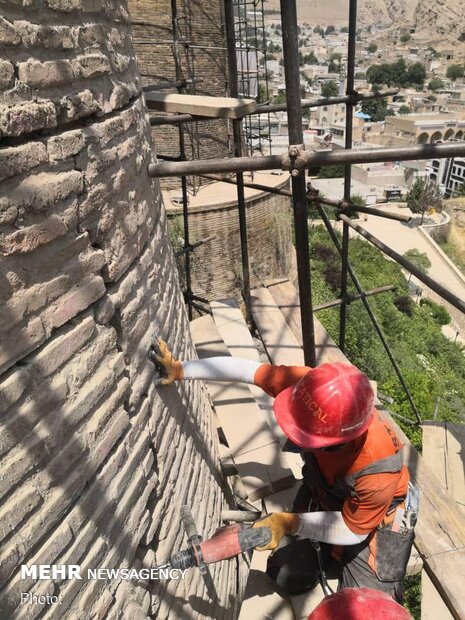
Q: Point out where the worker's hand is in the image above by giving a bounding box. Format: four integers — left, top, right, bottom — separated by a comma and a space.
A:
252, 513, 300, 551
149, 339, 184, 385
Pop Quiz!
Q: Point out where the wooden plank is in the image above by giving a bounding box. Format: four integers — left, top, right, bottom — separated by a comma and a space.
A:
211, 298, 302, 478
145, 93, 256, 119
445, 423, 465, 514
423, 423, 448, 490
250, 287, 305, 367
422, 570, 454, 620
266, 279, 350, 366
190, 314, 295, 501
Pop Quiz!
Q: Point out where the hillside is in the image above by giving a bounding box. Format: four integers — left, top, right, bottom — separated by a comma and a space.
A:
264, 0, 465, 45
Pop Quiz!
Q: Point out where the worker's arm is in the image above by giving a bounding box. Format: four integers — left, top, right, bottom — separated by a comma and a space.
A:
252, 512, 367, 551
152, 340, 310, 394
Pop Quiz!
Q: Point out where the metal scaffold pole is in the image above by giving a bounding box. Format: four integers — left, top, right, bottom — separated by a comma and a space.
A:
224, 0, 252, 323
339, 0, 358, 353
280, 0, 316, 366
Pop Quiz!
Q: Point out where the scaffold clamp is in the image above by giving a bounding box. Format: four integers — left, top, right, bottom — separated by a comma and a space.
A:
281, 144, 306, 177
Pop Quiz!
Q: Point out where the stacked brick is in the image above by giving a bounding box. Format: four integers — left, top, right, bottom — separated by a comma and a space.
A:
0, 1, 239, 618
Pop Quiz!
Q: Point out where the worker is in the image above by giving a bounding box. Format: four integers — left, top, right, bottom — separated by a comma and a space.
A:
153, 340, 417, 603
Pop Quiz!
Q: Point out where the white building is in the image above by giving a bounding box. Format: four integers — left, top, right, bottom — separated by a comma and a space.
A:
428, 156, 465, 197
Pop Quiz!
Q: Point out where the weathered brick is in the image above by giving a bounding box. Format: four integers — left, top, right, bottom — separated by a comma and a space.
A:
0, 375, 67, 457
0, 142, 48, 184
42, 275, 105, 330
0, 316, 46, 375
0, 102, 57, 137
85, 409, 129, 476
0, 59, 14, 90
46, 129, 85, 161
86, 377, 129, 444
0, 215, 68, 255
0, 17, 20, 46
0, 367, 30, 411
43, 0, 81, 12
14, 22, 74, 50
63, 358, 122, 429
26, 315, 95, 377
72, 53, 110, 79
0, 170, 83, 213
59, 89, 100, 123
0, 484, 41, 544
18, 59, 74, 89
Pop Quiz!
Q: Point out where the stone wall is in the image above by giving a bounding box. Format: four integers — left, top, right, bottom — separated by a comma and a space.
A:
168, 177, 296, 301
0, 2, 238, 618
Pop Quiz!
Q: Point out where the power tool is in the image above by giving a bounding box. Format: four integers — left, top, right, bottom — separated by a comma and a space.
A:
155, 505, 271, 576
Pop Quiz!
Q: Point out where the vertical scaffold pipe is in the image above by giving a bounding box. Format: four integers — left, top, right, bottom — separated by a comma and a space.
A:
279, 0, 316, 366
224, 0, 252, 323
339, 0, 358, 352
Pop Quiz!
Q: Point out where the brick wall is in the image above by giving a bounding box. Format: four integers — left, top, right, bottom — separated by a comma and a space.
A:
0, 2, 238, 618
169, 179, 297, 302
129, 0, 232, 191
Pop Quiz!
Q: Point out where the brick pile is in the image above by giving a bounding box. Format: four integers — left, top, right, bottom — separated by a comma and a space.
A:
0, 2, 239, 618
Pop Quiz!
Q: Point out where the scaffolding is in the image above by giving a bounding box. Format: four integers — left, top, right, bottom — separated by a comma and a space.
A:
233, 0, 272, 155
148, 0, 465, 426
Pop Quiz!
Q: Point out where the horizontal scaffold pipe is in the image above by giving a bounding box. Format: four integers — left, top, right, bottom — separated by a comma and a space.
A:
314, 285, 395, 311
201, 174, 411, 223
338, 214, 465, 315
150, 114, 193, 126
255, 89, 399, 114
148, 142, 465, 178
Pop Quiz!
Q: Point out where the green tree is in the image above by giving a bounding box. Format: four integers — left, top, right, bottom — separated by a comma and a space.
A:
341, 26, 348, 33
328, 53, 342, 73
400, 33, 411, 43
325, 25, 335, 35
367, 43, 378, 53
399, 104, 411, 114
446, 64, 465, 81
272, 91, 286, 105
361, 96, 393, 121
407, 178, 443, 219
314, 25, 325, 36
321, 80, 339, 98
406, 62, 426, 88
318, 164, 345, 178
403, 249, 431, 274
428, 78, 445, 91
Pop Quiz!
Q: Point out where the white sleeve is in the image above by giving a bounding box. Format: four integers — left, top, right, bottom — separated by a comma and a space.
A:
182, 357, 261, 384
296, 511, 368, 546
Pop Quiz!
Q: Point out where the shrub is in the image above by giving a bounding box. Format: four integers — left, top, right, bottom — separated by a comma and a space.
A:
420, 299, 451, 325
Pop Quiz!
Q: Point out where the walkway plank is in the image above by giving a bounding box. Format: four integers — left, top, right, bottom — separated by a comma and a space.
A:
145, 93, 256, 119
190, 315, 294, 501
423, 422, 465, 515
421, 570, 454, 620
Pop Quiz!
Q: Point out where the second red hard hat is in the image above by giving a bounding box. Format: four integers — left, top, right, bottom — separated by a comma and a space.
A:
308, 587, 413, 619
274, 362, 375, 449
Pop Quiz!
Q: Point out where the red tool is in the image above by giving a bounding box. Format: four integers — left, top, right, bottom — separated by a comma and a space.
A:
157, 506, 271, 575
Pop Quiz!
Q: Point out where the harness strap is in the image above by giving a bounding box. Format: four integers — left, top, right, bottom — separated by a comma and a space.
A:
344, 451, 403, 489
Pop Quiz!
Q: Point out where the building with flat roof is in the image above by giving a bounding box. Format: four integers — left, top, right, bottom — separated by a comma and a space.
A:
378, 112, 465, 147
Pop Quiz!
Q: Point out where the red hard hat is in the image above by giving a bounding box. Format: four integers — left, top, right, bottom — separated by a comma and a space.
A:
274, 363, 374, 449
308, 587, 413, 619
